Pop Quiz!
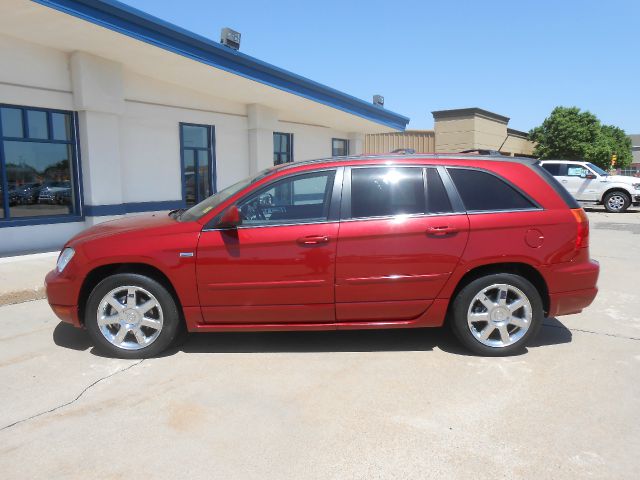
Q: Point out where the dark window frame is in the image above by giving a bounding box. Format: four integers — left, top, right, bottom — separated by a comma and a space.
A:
444, 166, 541, 213
332, 138, 349, 157
273, 132, 293, 165
0, 103, 83, 228
341, 166, 457, 220
179, 122, 216, 207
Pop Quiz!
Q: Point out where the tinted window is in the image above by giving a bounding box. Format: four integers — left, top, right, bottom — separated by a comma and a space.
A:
426, 168, 452, 214
239, 170, 335, 225
351, 167, 425, 218
448, 168, 536, 211
541, 163, 567, 176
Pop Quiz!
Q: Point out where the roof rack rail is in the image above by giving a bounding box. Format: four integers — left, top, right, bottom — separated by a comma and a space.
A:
459, 149, 504, 156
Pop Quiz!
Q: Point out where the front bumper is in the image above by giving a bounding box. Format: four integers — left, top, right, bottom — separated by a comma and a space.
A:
45, 269, 82, 327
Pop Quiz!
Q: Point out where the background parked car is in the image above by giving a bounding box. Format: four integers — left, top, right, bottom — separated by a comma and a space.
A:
540, 160, 640, 212
8, 182, 42, 205
38, 181, 71, 205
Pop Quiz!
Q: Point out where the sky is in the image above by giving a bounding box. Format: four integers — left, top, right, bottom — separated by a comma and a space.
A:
121, 0, 640, 133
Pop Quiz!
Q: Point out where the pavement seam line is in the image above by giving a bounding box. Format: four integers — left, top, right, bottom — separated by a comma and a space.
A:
0, 359, 145, 432
542, 322, 640, 341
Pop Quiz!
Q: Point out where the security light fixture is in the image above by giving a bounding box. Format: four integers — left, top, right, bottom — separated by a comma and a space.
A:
373, 95, 384, 107
221, 27, 241, 50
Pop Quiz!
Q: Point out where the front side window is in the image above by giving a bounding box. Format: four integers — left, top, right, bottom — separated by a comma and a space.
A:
0, 105, 79, 221
567, 165, 589, 177
332, 138, 349, 157
448, 168, 536, 212
273, 132, 293, 165
181, 123, 215, 207
350, 167, 425, 218
238, 170, 335, 225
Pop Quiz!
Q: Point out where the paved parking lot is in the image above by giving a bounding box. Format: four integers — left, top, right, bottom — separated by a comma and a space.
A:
1, 207, 639, 479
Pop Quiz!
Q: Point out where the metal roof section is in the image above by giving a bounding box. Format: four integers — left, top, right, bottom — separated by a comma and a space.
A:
31, 0, 410, 131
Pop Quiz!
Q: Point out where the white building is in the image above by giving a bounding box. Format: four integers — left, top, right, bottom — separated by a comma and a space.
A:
0, 0, 408, 255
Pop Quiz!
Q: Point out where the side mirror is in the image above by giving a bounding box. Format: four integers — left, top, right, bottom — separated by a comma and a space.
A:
217, 205, 242, 228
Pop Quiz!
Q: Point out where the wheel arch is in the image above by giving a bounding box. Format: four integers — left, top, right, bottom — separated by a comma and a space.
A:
448, 262, 550, 317
601, 187, 632, 202
78, 263, 183, 326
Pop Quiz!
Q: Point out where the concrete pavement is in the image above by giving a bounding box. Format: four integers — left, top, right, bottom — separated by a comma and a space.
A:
0, 207, 639, 479
0, 252, 56, 305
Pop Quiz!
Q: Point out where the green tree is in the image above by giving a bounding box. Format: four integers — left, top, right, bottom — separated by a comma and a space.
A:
529, 106, 632, 169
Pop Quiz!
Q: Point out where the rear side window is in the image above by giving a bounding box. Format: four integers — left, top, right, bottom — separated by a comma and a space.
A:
541, 163, 567, 176
426, 168, 452, 214
350, 167, 425, 218
448, 168, 536, 212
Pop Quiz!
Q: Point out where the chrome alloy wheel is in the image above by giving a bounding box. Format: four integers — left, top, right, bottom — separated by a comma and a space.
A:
97, 286, 164, 350
467, 283, 532, 348
607, 194, 626, 211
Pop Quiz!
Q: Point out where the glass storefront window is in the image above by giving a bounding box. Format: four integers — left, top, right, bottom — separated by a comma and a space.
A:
1, 106, 79, 222
180, 123, 215, 207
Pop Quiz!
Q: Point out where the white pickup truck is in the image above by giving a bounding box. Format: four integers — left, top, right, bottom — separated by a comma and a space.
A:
540, 160, 640, 213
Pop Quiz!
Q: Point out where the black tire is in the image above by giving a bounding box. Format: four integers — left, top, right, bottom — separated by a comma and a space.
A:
450, 273, 544, 357
85, 273, 181, 359
603, 191, 631, 213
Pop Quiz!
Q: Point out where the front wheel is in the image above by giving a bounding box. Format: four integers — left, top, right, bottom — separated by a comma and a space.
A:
603, 191, 631, 213
450, 273, 544, 356
85, 273, 182, 359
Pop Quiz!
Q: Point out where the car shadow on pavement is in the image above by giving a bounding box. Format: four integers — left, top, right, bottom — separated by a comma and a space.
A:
53, 317, 573, 357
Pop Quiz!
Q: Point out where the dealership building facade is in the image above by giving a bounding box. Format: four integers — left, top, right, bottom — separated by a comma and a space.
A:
0, 0, 409, 255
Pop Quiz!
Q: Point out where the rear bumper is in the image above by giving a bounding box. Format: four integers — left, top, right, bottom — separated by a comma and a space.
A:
548, 287, 598, 317
545, 258, 600, 317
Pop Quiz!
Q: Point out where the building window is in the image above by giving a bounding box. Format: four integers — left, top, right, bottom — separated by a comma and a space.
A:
332, 138, 349, 157
180, 123, 216, 207
273, 132, 293, 165
0, 104, 80, 223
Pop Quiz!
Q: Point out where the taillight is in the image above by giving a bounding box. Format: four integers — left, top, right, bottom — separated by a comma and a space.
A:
570, 208, 589, 249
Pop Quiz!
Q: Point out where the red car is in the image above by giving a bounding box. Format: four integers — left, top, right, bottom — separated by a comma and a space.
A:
45, 154, 599, 358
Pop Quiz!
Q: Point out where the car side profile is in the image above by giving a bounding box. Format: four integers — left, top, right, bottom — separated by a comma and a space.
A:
540, 160, 640, 213
45, 154, 599, 358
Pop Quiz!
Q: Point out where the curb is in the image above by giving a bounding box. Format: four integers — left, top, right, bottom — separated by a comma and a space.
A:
0, 288, 46, 307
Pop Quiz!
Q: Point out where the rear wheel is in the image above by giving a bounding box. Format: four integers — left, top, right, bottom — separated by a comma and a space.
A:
85, 273, 181, 359
603, 191, 630, 213
450, 273, 543, 356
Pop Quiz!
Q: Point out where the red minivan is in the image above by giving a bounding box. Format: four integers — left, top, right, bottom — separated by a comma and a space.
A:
45, 155, 599, 358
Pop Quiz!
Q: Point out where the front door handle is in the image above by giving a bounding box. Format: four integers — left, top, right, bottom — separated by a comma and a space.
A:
297, 235, 329, 245
426, 226, 458, 237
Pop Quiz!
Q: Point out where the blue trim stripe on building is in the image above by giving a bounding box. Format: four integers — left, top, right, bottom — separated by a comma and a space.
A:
30, 0, 409, 131
83, 200, 185, 217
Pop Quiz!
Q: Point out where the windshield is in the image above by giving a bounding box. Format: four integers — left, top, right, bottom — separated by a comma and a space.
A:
179, 168, 274, 222
586, 163, 608, 176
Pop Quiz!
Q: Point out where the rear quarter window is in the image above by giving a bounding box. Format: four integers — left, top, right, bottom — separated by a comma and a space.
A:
541, 163, 567, 176
447, 168, 537, 212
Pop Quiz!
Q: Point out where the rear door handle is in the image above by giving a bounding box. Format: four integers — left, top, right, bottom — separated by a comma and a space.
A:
426, 226, 458, 237
297, 235, 329, 245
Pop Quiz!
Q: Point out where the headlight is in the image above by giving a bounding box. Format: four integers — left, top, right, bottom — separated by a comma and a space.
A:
633, 183, 640, 191
57, 248, 75, 273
